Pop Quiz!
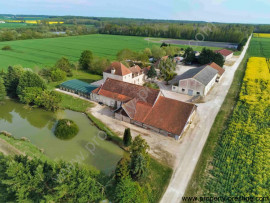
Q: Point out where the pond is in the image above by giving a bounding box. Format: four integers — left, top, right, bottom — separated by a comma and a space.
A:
0, 100, 124, 174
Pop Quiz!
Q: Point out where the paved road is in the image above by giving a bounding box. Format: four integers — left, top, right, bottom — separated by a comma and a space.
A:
160, 36, 251, 203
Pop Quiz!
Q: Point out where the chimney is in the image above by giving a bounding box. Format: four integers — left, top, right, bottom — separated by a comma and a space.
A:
111, 68, 116, 74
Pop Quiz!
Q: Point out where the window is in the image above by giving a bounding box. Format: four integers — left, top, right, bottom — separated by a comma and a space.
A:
182, 88, 185, 92
197, 92, 200, 95
173, 86, 176, 90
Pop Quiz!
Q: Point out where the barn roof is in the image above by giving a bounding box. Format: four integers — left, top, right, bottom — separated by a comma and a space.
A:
214, 49, 233, 57
208, 62, 225, 76
170, 65, 218, 86
133, 96, 196, 135
92, 78, 160, 105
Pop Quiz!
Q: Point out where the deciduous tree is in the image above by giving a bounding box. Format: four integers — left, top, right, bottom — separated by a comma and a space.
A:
79, 50, 93, 70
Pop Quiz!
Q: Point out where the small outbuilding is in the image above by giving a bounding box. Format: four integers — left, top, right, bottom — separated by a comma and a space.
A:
215, 49, 233, 60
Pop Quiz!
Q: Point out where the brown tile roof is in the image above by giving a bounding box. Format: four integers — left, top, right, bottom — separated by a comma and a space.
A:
92, 86, 101, 94
104, 62, 132, 76
133, 101, 152, 122
94, 78, 160, 105
122, 98, 137, 118
129, 65, 142, 75
215, 49, 233, 57
98, 89, 132, 102
134, 96, 196, 135
208, 62, 225, 76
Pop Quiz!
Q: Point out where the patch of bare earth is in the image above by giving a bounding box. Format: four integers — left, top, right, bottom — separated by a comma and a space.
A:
0, 138, 24, 156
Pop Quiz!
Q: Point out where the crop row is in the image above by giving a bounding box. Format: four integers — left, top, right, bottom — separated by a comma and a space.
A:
206, 57, 270, 197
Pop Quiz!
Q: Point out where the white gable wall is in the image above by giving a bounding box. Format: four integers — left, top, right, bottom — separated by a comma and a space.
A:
172, 74, 217, 96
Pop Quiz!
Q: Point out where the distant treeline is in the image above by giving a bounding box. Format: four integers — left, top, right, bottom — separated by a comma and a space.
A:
254, 25, 270, 33
99, 23, 252, 43
0, 15, 260, 43
0, 24, 96, 41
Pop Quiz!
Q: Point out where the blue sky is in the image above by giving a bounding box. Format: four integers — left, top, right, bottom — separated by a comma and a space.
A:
1, 0, 269, 24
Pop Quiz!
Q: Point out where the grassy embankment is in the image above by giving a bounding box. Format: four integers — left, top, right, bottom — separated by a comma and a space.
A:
184, 47, 250, 197
0, 134, 50, 162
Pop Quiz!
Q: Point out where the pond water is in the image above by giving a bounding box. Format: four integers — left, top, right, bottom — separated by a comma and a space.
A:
0, 100, 124, 174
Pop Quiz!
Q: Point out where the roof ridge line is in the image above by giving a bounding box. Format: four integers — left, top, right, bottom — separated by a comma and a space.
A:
192, 66, 207, 79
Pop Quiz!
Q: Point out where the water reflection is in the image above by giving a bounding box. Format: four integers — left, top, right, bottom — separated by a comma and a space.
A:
0, 99, 124, 174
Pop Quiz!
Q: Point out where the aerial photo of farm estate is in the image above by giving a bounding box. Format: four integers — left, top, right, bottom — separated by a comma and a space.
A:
0, 1, 270, 202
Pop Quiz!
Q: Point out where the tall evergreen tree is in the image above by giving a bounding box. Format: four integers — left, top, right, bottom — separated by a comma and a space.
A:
5, 66, 24, 97
123, 128, 132, 147
115, 156, 131, 183
17, 70, 46, 97
147, 66, 157, 79
183, 47, 195, 64
130, 135, 150, 180
0, 77, 6, 101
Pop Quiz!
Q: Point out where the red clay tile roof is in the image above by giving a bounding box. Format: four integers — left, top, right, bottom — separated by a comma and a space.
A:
122, 98, 138, 118
94, 78, 160, 105
92, 87, 100, 94
98, 89, 132, 102
129, 65, 142, 75
208, 62, 225, 76
133, 101, 153, 122
137, 96, 196, 135
104, 62, 132, 76
215, 49, 233, 57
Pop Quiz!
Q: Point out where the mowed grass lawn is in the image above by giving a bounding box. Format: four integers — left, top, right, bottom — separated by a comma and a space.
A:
0, 34, 222, 70
248, 37, 270, 58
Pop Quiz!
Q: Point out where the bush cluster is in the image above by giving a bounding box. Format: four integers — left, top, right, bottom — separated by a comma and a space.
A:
54, 119, 79, 140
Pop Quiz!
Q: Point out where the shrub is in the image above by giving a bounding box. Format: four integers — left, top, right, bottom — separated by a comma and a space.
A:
54, 119, 79, 140
2, 45, 11, 51
50, 68, 66, 82
55, 57, 73, 77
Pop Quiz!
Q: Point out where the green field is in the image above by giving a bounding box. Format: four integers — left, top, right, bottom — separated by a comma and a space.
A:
248, 37, 270, 57
0, 23, 32, 29
0, 34, 221, 70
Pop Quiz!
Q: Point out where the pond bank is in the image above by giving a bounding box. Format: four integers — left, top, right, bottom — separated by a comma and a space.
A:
0, 99, 124, 174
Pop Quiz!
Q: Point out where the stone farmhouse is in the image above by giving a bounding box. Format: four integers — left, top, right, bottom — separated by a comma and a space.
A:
170, 62, 225, 96
91, 78, 196, 140
103, 62, 145, 85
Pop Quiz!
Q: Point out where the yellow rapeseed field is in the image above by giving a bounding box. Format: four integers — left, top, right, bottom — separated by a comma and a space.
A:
4, 20, 64, 24
240, 57, 270, 104
253, 33, 270, 38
